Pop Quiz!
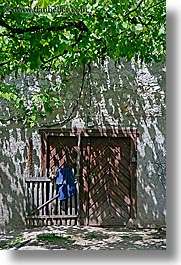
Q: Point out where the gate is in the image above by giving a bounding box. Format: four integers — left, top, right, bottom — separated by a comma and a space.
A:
26, 136, 79, 226
26, 129, 137, 227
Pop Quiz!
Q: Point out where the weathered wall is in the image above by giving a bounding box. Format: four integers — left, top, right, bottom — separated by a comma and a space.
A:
0, 127, 29, 231
0, 58, 166, 231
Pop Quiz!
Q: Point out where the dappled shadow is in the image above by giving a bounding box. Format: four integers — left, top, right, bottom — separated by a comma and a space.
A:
76, 59, 166, 227
80, 134, 136, 226
37, 128, 136, 226
0, 127, 30, 232
0, 58, 166, 230
0, 226, 166, 250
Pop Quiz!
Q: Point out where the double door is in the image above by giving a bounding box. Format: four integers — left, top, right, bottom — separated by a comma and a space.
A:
46, 134, 136, 226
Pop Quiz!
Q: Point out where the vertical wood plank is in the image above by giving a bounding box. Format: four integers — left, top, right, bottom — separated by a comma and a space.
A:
32, 182, 35, 212
26, 182, 31, 215
69, 196, 72, 215
130, 135, 137, 219
36, 182, 39, 215
45, 182, 49, 215
54, 185, 58, 216
41, 182, 44, 216
74, 193, 77, 215
65, 199, 68, 215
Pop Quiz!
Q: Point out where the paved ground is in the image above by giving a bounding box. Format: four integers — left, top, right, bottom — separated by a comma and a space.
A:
0, 226, 166, 250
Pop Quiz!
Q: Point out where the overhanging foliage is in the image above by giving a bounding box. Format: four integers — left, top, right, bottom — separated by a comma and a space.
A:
0, 0, 166, 126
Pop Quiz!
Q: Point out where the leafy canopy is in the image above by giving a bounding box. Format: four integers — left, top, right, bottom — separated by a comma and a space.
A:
0, 0, 166, 126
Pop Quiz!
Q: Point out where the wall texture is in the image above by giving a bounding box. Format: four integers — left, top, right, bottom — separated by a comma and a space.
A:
0, 58, 166, 231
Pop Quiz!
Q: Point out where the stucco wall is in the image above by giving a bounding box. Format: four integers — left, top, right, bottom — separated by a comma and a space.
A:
0, 58, 166, 231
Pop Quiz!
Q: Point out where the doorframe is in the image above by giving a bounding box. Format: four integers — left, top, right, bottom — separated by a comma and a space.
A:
39, 128, 138, 222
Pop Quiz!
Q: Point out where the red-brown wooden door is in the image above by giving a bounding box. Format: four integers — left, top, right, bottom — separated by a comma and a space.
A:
48, 136, 78, 171
38, 130, 136, 226
81, 137, 133, 226
47, 136, 79, 223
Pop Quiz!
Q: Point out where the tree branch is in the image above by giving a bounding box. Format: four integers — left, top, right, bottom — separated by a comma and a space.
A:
124, 0, 144, 17
0, 19, 41, 33
0, 19, 88, 34
145, 0, 165, 13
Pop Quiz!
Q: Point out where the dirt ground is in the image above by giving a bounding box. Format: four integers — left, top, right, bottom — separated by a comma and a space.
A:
0, 225, 166, 250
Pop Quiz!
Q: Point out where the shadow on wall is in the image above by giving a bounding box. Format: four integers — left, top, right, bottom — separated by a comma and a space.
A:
0, 127, 28, 232
62, 59, 166, 226
72, 59, 166, 226
0, 59, 166, 229
136, 116, 166, 226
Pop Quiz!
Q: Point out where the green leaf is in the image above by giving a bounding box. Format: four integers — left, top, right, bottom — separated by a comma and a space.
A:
38, 0, 50, 8
44, 102, 53, 112
29, 51, 42, 70
1, 86, 8, 93
135, 24, 143, 31
0, 0, 166, 126
122, 22, 128, 29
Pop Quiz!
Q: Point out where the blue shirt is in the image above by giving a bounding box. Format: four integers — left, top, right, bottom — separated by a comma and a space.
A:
56, 167, 77, 201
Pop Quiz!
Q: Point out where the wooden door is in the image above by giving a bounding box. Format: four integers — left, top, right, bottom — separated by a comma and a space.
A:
46, 136, 78, 224
87, 137, 132, 226
48, 135, 78, 207
35, 130, 137, 227
48, 136, 78, 172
